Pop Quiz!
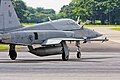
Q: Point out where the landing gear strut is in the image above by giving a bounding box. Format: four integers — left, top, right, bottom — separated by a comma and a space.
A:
9, 44, 17, 60
76, 41, 81, 58
61, 41, 69, 61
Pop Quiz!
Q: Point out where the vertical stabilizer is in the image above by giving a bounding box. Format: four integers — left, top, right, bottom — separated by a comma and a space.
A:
0, 0, 21, 33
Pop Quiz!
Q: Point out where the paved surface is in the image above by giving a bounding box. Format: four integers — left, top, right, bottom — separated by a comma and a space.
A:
0, 27, 120, 80
0, 51, 120, 80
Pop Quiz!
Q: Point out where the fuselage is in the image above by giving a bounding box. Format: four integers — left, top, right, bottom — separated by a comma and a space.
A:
1, 19, 102, 45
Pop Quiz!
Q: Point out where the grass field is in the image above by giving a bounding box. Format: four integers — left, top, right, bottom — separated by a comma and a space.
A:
86, 25, 120, 28
111, 27, 120, 31
22, 23, 35, 27
0, 44, 21, 51
0, 44, 9, 51
86, 25, 120, 31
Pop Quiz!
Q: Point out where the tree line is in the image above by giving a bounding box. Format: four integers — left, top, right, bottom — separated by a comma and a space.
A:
12, 0, 120, 24
12, 0, 56, 23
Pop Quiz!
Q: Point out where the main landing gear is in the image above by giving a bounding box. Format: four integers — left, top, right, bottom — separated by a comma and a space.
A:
9, 44, 17, 60
61, 41, 69, 61
76, 41, 81, 58
61, 41, 82, 61
8, 42, 81, 61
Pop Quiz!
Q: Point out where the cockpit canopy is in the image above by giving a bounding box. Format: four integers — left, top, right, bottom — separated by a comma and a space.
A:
19, 19, 82, 31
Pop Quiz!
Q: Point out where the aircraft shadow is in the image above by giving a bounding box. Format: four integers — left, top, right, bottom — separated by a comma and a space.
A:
0, 56, 114, 63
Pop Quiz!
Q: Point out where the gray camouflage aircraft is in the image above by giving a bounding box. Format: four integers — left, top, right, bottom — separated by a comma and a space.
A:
0, 0, 108, 61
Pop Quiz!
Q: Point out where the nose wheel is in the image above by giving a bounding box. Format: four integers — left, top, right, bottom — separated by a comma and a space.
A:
9, 44, 17, 60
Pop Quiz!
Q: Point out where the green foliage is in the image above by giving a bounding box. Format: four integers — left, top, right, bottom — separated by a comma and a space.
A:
12, 0, 27, 22
12, 0, 120, 25
12, 0, 56, 23
59, 0, 120, 24
26, 8, 56, 23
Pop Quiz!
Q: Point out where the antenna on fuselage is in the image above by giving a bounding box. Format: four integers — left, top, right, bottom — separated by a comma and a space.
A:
81, 20, 91, 29
77, 16, 80, 24
48, 17, 52, 21
76, 17, 91, 29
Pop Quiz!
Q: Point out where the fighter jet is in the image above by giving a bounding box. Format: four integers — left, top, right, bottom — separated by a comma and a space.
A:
0, 0, 108, 61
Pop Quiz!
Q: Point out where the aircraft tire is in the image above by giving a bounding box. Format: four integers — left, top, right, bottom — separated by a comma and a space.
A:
77, 52, 81, 58
9, 50, 17, 60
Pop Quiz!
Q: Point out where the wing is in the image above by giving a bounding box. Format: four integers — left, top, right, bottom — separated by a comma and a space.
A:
41, 38, 108, 46
41, 38, 62, 46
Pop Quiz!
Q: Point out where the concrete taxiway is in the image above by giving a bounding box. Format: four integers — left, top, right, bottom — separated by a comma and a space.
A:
0, 27, 120, 80
0, 41, 120, 80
